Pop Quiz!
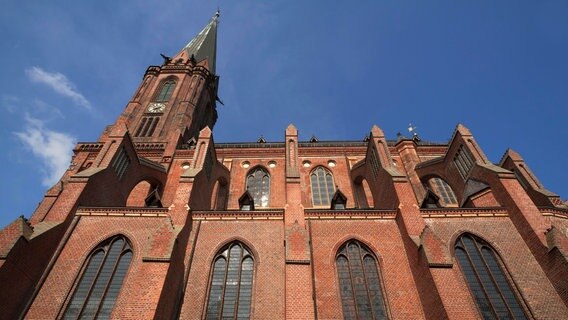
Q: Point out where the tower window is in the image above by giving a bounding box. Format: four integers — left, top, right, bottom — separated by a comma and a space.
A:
246, 167, 270, 208
63, 235, 132, 319
134, 116, 160, 137
310, 166, 335, 207
154, 80, 176, 102
455, 234, 527, 319
337, 240, 388, 320
205, 242, 254, 320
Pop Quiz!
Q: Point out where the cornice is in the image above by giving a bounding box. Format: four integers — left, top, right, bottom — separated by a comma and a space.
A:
305, 209, 397, 220
420, 207, 508, 218
192, 209, 284, 220
76, 207, 170, 217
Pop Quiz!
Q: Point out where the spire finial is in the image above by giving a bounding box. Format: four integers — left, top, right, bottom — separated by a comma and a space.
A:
173, 11, 220, 74
215, 8, 220, 18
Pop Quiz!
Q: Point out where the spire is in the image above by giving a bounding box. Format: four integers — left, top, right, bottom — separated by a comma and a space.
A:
175, 10, 219, 74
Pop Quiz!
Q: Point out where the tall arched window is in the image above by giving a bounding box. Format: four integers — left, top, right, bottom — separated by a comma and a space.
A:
205, 242, 254, 320
336, 240, 388, 320
427, 177, 458, 207
455, 234, 527, 319
63, 235, 132, 319
311, 166, 335, 207
246, 167, 270, 208
154, 80, 176, 102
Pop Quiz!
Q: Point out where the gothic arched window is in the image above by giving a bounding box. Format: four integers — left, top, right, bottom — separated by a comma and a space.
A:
336, 240, 388, 320
427, 177, 458, 207
63, 235, 133, 319
246, 167, 270, 208
154, 80, 176, 102
311, 166, 335, 207
205, 242, 254, 320
455, 234, 527, 319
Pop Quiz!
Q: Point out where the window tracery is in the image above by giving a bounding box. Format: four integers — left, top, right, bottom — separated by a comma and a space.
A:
205, 242, 254, 320
310, 166, 335, 207
154, 80, 176, 102
246, 167, 270, 208
63, 235, 132, 319
455, 234, 527, 319
336, 240, 388, 320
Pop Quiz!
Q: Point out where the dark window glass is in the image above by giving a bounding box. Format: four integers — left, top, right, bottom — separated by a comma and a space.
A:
428, 177, 458, 206
63, 236, 132, 320
311, 166, 335, 207
155, 80, 176, 102
455, 234, 527, 320
246, 167, 270, 208
205, 242, 254, 320
336, 240, 388, 320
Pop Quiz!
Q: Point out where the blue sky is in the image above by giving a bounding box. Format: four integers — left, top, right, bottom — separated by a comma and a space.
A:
1, 1, 567, 228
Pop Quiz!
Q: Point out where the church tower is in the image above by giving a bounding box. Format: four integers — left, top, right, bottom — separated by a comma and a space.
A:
112, 10, 219, 148
0, 12, 225, 319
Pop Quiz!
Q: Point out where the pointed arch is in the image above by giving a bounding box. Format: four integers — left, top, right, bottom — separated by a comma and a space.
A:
63, 235, 133, 319
245, 166, 270, 208
205, 241, 254, 319
154, 78, 177, 102
336, 240, 388, 320
211, 177, 228, 210
425, 176, 458, 207
310, 166, 335, 207
354, 176, 374, 209
454, 233, 528, 319
126, 179, 162, 208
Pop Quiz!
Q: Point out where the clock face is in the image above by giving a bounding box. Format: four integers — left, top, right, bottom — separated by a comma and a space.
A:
147, 102, 166, 113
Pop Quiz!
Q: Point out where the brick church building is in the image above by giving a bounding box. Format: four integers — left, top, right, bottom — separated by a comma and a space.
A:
1, 11, 567, 319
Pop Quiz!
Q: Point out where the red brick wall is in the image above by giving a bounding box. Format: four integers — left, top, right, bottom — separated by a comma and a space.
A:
424, 217, 568, 319
126, 180, 152, 206
309, 219, 426, 319
26, 215, 174, 319
180, 220, 285, 319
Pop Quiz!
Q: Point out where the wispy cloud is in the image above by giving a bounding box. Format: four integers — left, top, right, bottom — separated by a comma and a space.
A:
1, 95, 20, 114
14, 115, 76, 187
25, 67, 92, 110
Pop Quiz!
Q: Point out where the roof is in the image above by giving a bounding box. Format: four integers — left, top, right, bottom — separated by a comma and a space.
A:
179, 10, 219, 74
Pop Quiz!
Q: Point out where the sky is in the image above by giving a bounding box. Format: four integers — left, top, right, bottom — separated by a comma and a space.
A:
0, 1, 567, 228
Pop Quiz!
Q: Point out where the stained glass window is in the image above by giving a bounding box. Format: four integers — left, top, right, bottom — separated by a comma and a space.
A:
246, 167, 270, 208
337, 240, 388, 320
205, 242, 254, 320
63, 235, 132, 320
455, 234, 527, 320
155, 80, 176, 102
311, 166, 335, 207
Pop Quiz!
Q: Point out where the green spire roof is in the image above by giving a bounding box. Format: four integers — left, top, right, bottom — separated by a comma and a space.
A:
181, 10, 219, 74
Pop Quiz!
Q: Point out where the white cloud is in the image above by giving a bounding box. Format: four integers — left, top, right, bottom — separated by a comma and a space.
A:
14, 115, 76, 187
25, 67, 92, 110
1, 95, 20, 113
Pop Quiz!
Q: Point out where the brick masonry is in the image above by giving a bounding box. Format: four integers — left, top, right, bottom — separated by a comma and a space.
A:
1, 15, 567, 320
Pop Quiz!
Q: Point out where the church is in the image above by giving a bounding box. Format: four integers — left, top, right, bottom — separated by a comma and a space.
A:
1, 11, 567, 319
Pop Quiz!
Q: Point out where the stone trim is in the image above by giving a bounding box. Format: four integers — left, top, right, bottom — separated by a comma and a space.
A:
76, 207, 169, 217
539, 206, 568, 219
421, 207, 508, 218
305, 209, 397, 220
